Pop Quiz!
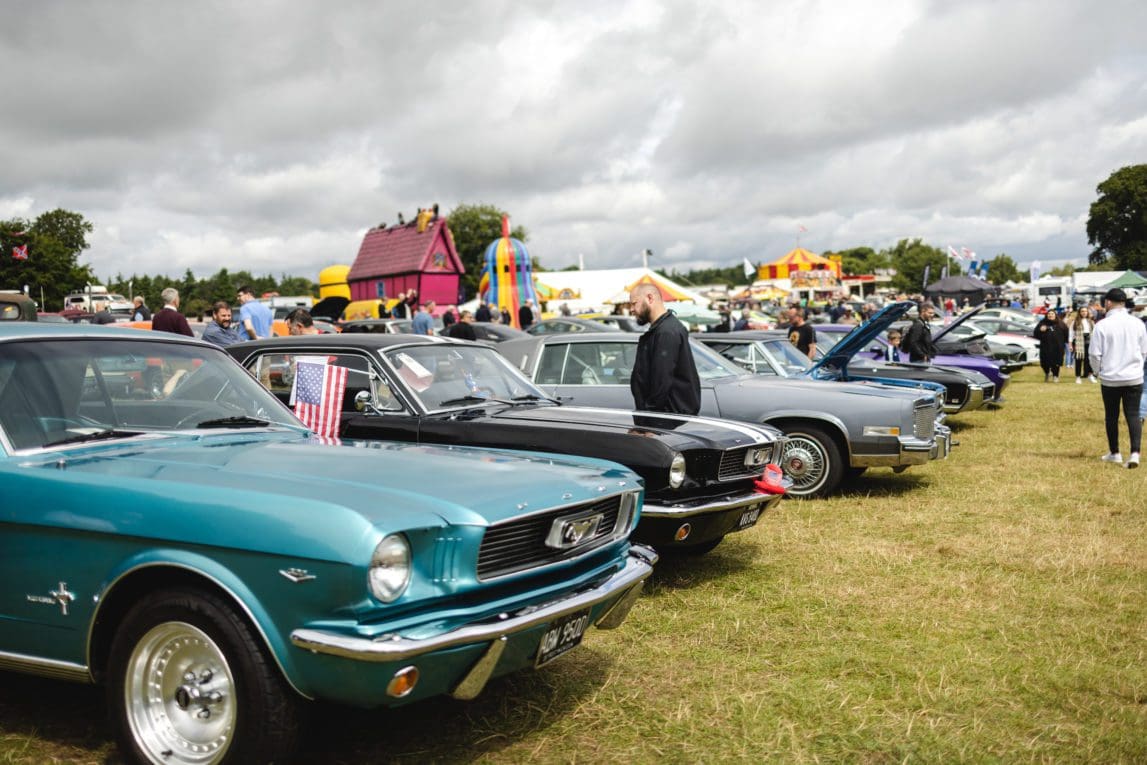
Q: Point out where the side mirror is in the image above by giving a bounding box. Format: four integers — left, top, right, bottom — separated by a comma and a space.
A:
354, 390, 372, 412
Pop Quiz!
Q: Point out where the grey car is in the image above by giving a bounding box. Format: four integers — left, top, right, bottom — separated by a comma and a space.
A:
495, 333, 951, 498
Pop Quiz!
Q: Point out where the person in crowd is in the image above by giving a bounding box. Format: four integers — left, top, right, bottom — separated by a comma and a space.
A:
285, 308, 320, 335
501, 307, 513, 325
628, 283, 700, 415
405, 289, 419, 315
441, 305, 457, 330
236, 285, 273, 340
475, 301, 492, 322
93, 304, 117, 324
151, 287, 193, 336
411, 300, 436, 335
733, 308, 752, 331
901, 302, 938, 363
376, 299, 391, 319
131, 296, 151, 321
518, 299, 536, 330
202, 301, 245, 346
1089, 289, 1147, 468
885, 329, 905, 362
391, 291, 408, 319
838, 306, 858, 326
559, 302, 572, 317
445, 310, 478, 341
787, 307, 817, 360
1033, 308, 1068, 382
1068, 306, 1097, 383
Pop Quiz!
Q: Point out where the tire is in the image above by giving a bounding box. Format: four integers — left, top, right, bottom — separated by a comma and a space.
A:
107, 587, 301, 765
777, 424, 845, 498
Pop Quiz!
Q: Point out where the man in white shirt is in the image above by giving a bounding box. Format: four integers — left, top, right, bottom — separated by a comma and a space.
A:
1089, 288, 1147, 468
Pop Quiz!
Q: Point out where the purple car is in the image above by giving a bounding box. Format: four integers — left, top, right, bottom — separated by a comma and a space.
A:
814, 323, 1009, 401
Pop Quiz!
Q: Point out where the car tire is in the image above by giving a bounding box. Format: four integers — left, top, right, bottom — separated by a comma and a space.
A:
107, 587, 301, 765
776, 424, 845, 498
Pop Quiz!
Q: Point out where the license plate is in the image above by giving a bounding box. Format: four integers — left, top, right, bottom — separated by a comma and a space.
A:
535, 607, 592, 667
737, 503, 763, 529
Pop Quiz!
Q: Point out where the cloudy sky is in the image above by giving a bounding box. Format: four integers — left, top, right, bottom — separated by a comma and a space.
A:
2, 0, 1144, 282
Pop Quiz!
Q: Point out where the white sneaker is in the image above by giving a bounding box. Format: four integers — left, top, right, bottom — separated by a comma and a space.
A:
1075, 377, 1082, 384
1101, 453, 1123, 464
1129, 453, 1140, 469
1089, 375, 1097, 383
1053, 376, 1059, 383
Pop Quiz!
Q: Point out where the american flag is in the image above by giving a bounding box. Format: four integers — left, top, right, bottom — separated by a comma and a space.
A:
293, 361, 347, 439
12, 245, 28, 260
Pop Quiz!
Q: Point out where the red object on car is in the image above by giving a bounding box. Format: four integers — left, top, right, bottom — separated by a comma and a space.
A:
753, 464, 786, 495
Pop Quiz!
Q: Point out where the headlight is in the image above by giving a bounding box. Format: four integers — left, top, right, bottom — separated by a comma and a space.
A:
669, 452, 687, 488
369, 534, 411, 603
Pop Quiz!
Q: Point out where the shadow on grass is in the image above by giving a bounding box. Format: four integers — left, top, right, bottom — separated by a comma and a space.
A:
0, 672, 115, 761
1, 647, 618, 764
945, 418, 976, 433
645, 536, 758, 592
828, 470, 931, 498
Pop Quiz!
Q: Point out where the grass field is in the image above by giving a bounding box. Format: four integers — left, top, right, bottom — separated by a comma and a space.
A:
2, 364, 1145, 764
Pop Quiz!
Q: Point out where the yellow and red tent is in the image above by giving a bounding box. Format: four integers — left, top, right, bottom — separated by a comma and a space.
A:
762, 248, 841, 279
609, 273, 699, 304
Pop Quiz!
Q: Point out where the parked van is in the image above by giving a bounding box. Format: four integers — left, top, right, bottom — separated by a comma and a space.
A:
63, 286, 133, 314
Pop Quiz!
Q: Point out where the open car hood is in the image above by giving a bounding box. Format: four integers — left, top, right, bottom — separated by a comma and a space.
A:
310, 295, 350, 321
807, 301, 913, 378
931, 305, 985, 341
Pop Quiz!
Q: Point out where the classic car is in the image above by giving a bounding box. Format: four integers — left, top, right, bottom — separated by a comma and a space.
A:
527, 317, 623, 335
228, 334, 789, 553
0, 323, 654, 764
813, 324, 1011, 400
494, 332, 952, 498
698, 321, 995, 414
943, 318, 1040, 364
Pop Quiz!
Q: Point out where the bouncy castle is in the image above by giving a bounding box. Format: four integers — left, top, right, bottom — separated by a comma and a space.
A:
477, 216, 539, 328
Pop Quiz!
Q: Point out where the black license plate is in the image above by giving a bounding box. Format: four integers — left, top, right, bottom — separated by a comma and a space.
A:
535, 607, 592, 667
736, 503, 764, 529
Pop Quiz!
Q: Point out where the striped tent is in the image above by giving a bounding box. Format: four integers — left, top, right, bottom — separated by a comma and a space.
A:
609, 273, 699, 304
477, 216, 539, 328
762, 247, 841, 279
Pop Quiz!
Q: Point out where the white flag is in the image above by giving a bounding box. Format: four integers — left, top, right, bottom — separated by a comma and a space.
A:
743, 258, 756, 279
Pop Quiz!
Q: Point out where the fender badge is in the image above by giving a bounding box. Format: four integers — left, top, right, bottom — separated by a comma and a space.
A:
279, 568, 317, 583
27, 582, 76, 616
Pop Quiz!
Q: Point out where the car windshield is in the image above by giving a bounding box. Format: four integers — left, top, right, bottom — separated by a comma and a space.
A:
383, 344, 550, 411
687, 340, 751, 380
0, 338, 303, 451
759, 339, 814, 374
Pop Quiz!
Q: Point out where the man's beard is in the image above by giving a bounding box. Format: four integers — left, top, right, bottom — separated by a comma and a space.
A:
634, 306, 650, 326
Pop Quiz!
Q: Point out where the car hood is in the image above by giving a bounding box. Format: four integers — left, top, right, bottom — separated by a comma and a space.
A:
34, 432, 637, 529
715, 374, 922, 402
489, 405, 780, 450
807, 300, 914, 378
931, 306, 985, 341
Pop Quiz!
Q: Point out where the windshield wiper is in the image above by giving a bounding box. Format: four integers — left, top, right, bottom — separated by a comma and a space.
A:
438, 395, 504, 407
194, 416, 271, 429
43, 429, 142, 448
509, 394, 558, 405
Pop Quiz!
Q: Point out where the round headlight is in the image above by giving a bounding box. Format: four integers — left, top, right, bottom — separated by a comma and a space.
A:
668, 452, 687, 489
369, 534, 411, 603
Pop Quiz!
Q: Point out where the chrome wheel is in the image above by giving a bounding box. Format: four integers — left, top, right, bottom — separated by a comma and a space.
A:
124, 621, 235, 764
781, 436, 827, 494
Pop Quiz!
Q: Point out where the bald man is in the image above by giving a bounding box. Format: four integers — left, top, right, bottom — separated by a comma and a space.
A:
628, 283, 701, 414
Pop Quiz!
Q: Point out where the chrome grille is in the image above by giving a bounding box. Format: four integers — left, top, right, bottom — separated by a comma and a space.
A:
914, 402, 936, 440
717, 445, 773, 481
477, 495, 626, 580
981, 383, 995, 401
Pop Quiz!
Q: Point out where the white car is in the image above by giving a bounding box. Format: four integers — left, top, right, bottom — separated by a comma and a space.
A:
945, 320, 1040, 364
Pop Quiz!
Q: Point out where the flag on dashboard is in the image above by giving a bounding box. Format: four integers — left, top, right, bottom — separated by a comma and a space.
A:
292, 360, 347, 439
12, 244, 28, 260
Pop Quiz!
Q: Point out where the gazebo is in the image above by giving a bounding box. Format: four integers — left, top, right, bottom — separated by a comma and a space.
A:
1099, 270, 1147, 290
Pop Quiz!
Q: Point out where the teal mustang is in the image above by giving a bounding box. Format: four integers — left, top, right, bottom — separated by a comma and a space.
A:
0, 323, 654, 764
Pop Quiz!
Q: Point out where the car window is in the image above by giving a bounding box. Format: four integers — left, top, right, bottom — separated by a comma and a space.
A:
760, 340, 813, 375
559, 343, 637, 385
246, 352, 401, 413
382, 344, 546, 411
536, 344, 568, 384
0, 339, 298, 451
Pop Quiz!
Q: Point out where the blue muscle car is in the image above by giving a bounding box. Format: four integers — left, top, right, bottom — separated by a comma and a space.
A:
0, 323, 654, 764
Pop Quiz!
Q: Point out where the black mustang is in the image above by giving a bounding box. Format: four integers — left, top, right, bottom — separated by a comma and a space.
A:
228, 334, 788, 554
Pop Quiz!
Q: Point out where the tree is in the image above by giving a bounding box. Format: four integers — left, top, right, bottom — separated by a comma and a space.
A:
984, 253, 1021, 285
0, 208, 96, 310
445, 203, 528, 300
833, 246, 891, 276
1087, 164, 1147, 269
882, 238, 948, 293
1047, 263, 1078, 277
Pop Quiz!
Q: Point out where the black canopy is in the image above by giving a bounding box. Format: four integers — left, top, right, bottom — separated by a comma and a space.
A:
924, 275, 999, 306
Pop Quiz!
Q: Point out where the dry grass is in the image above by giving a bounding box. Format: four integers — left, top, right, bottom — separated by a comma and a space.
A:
1, 365, 1145, 763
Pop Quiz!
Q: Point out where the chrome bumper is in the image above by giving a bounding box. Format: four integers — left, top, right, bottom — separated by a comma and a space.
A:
851, 423, 952, 468
290, 546, 657, 664
642, 485, 788, 519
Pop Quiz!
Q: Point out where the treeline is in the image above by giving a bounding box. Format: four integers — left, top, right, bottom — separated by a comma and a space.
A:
103, 269, 317, 319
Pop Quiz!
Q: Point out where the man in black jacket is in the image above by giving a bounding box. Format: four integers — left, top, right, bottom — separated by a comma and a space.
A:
902, 302, 939, 363
628, 283, 701, 414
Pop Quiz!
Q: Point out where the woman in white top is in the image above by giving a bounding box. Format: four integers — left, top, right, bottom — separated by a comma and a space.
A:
1068, 306, 1096, 383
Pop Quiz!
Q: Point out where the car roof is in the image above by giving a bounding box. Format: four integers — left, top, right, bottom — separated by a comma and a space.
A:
0, 321, 209, 344
229, 333, 465, 352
